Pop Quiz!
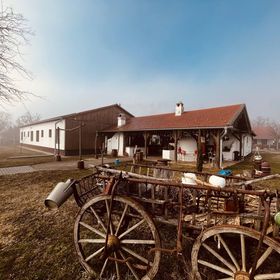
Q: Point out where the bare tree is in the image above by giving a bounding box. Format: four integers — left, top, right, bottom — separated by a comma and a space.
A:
270, 120, 280, 150
0, 6, 33, 104
0, 110, 11, 131
251, 116, 270, 127
16, 111, 40, 127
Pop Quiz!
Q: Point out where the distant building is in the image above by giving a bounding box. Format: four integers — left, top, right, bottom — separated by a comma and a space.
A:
103, 103, 254, 167
253, 126, 277, 149
19, 104, 133, 155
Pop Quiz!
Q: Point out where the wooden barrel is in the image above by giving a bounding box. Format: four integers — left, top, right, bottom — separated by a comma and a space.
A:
111, 149, 118, 157
253, 159, 262, 171
261, 161, 271, 175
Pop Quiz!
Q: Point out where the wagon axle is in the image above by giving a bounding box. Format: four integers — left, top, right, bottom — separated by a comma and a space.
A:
234, 271, 250, 280
107, 235, 120, 251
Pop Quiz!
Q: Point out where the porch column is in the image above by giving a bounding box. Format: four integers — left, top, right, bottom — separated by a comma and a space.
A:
212, 130, 221, 168
144, 132, 148, 159
174, 130, 178, 162
239, 133, 243, 159
196, 129, 203, 172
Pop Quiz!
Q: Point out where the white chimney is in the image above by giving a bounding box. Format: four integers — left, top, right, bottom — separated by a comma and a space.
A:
117, 114, 126, 127
175, 102, 184, 116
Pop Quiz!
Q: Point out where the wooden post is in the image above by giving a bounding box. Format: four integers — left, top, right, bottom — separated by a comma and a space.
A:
79, 125, 82, 160
174, 130, 178, 162
216, 131, 221, 168
144, 132, 148, 159
239, 133, 243, 159
196, 129, 203, 172
211, 130, 221, 168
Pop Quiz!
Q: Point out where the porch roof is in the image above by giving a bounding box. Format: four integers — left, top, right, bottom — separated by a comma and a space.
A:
103, 104, 246, 132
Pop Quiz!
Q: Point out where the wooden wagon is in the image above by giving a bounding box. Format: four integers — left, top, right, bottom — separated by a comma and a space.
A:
49, 164, 280, 280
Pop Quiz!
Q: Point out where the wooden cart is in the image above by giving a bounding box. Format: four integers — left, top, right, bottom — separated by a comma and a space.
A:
69, 165, 280, 280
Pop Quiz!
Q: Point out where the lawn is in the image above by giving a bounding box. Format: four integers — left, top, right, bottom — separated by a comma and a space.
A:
0, 145, 55, 168
0, 150, 279, 280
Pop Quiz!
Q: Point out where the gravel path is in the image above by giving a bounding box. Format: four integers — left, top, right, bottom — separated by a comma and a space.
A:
0, 166, 35, 175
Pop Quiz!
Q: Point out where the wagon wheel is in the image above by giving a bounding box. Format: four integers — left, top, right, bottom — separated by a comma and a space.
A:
74, 195, 161, 280
191, 225, 280, 280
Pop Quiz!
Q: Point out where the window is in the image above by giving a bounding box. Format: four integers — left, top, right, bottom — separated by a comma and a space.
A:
30, 131, 34, 141
49, 129, 52, 138
23, 131, 25, 137
36, 130, 39, 142
21, 132, 23, 140
41, 130, 44, 137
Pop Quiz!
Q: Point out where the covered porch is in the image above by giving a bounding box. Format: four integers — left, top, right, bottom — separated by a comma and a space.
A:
104, 127, 252, 168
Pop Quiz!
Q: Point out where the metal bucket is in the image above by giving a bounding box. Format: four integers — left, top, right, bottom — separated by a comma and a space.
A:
45, 179, 75, 209
209, 175, 226, 188
182, 173, 197, 185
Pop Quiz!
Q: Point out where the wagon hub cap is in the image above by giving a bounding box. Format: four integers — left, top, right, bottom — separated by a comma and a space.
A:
234, 271, 250, 280
107, 235, 120, 251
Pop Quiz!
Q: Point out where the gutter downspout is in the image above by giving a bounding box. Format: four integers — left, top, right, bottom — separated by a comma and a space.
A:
220, 127, 228, 169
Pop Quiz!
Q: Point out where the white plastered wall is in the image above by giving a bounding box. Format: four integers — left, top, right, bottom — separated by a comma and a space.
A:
107, 132, 124, 156
177, 136, 197, 161
222, 133, 252, 161
20, 119, 66, 150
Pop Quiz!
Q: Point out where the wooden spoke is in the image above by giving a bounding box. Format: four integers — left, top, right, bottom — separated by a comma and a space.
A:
118, 219, 145, 239
254, 273, 280, 280
120, 250, 140, 280
191, 225, 280, 280
240, 233, 246, 272
197, 259, 234, 276
105, 199, 113, 235
85, 246, 104, 262
99, 257, 109, 278
90, 206, 106, 232
202, 243, 236, 272
115, 203, 129, 236
114, 252, 120, 280
122, 246, 151, 265
121, 239, 155, 245
78, 238, 105, 244
74, 195, 161, 279
79, 221, 106, 238
249, 247, 273, 273
217, 234, 240, 271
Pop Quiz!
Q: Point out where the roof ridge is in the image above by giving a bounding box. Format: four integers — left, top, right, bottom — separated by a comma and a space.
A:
135, 103, 244, 118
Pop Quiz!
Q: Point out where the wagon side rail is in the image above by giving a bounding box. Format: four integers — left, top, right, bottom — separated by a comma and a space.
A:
125, 162, 247, 186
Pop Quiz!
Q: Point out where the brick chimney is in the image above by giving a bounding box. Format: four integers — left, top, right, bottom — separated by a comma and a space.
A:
117, 113, 126, 127
175, 102, 184, 116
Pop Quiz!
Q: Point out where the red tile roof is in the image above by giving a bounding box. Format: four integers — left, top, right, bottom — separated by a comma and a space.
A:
253, 126, 276, 140
106, 104, 245, 132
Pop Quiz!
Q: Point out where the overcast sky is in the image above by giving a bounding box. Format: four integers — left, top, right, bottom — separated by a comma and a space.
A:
4, 0, 280, 122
